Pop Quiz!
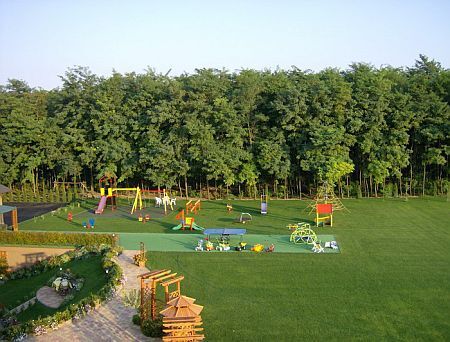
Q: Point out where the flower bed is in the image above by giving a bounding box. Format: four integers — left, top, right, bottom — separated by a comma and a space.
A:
0, 244, 124, 341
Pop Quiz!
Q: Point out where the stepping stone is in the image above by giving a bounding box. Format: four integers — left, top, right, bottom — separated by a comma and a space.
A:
36, 286, 65, 309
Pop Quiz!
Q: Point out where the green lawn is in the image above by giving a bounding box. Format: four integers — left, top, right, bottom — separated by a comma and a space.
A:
145, 197, 450, 341
19, 196, 442, 235
0, 256, 108, 322
16, 197, 450, 340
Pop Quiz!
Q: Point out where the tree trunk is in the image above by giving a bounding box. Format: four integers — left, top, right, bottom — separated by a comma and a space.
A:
399, 176, 403, 197
90, 167, 94, 192
238, 183, 241, 198
178, 178, 182, 198
346, 176, 350, 198
206, 178, 210, 200
422, 164, 426, 196
299, 177, 302, 200
359, 170, 363, 197
285, 177, 288, 199
184, 175, 189, 199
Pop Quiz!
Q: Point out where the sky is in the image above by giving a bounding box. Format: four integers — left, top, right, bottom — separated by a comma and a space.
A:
0, 0, 449, 89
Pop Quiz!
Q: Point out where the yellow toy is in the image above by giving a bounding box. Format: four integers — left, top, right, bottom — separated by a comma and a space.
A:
251, 244, 264, 252
205, 240, 214, 251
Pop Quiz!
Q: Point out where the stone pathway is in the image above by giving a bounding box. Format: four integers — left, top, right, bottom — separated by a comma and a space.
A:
36, 286, 64, 309
28, 251, 157, 342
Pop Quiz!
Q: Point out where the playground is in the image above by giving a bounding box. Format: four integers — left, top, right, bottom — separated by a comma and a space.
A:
2, 196, 450, 340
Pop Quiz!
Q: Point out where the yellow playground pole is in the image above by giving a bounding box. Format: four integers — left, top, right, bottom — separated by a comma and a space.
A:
162, 189, 173, 215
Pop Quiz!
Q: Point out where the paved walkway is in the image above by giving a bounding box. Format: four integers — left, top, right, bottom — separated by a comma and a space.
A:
36, 286, 64, 309
28, 251, 157, 341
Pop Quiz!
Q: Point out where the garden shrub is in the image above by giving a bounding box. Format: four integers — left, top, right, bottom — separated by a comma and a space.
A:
141, 316, 163, 338
132, 313, 141, 326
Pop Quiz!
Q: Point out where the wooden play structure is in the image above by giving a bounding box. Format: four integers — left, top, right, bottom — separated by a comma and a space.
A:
53, 181, 90, 197
288, 222, 318, 245
133, 242, 147, 267
172, 210, 204, 231
160, 296, 205, 341
139, 269, 182, 321
186, 200, 201, 214
161, 316, 204, 342
161, 275, 185, 303
261, 193, 268, 215
307, 181, 348, 213
316, 203, 333, 227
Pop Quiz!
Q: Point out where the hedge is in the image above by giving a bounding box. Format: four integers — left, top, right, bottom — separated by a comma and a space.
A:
0, 231, 118, 247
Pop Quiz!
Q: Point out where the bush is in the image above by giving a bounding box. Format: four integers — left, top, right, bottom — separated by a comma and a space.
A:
0, 255, 8, 277
141, 316, 163, 338
132, 313, 141, 326
0, 231, 117, 247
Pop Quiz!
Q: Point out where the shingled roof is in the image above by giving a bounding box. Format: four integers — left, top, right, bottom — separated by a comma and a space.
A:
0, 184, 11, 194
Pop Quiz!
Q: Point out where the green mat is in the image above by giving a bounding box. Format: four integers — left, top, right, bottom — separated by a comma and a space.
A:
118, 232, 340, 253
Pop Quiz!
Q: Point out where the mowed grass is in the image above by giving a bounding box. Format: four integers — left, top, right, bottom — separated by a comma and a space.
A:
0, 256, 107, 322
146, 197, 450, 341
17, 197, 450, 340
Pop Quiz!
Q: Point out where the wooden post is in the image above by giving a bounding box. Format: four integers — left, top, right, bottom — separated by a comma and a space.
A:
11, 209, 18, 231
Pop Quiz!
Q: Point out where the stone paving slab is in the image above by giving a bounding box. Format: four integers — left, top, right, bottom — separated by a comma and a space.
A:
36, 286, 64, 309
27, 251, 158, 342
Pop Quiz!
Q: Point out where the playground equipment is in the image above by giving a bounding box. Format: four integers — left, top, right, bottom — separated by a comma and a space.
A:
139, 269, 181, 321
226, 203, 233, 212
312, 241, 324, 253
134, 242, 147, 267
306, 181, 348, 213
325, 241, 339, 250
172, 209, 204, 231
289, 222, 318, 245
265, 244, 275, 252
160, 296, 205, 341
96, 186, 142, 215
161, 189, 174, 215
139, 269, 205, 341
251, 244, 264, 252
261, 193, 268, 215
203, 228, 246, 251
316, 203, 333, 227
236, 212, 252, 224
186, 200, 201, 214
53, 181, 91, 198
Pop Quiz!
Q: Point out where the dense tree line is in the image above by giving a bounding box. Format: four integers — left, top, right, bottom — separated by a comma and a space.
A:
0, 55, 448, 199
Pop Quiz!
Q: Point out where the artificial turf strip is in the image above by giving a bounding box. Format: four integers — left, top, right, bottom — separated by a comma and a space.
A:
118, 232, 339, 253
0, 256, 108, 322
